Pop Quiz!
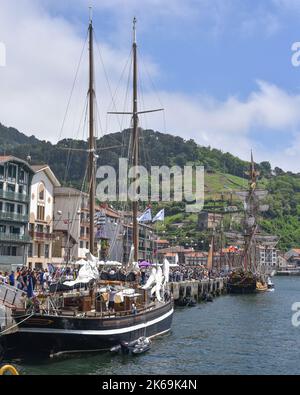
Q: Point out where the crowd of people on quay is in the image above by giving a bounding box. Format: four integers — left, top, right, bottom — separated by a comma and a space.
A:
0, 262, 228, 299
0, 266, 79, 297
168, 265, 228, 282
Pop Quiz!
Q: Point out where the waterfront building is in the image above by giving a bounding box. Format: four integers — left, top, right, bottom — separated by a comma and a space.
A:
198, 211, 223, 231
123, 222, 154, 262
162, 252, 178, 265
27, 165, 61, 270
277, 253, 289, 269
156, 239, 170, 250
0, 156, 34, 271
284, 248, 300, 267
52, 187, 88, 265
52, 189, 125, 265
95, 204, 123, 262
257, 246, 278, 271
184, 251, 207, 266
121, 210, 155, 262
157, 246, 194, 264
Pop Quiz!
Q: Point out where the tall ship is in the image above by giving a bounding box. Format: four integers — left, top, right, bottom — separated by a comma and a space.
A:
225, 152, 278, 294
1, 16, 173, 358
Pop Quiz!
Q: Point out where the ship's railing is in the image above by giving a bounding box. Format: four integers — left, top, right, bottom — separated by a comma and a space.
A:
29, 300, 159, 318
0, 283, 26, 309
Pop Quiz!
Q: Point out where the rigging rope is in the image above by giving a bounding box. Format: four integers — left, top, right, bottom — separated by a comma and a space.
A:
0, 312, 35, 336
57, 30, 89, 143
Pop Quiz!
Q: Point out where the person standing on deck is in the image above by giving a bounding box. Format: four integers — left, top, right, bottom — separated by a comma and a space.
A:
108, 288, 117, 313
9, 271, 15, 286
26, 271, 34, 298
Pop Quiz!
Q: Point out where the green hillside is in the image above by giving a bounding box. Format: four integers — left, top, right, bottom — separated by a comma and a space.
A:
0, 123, 299, 251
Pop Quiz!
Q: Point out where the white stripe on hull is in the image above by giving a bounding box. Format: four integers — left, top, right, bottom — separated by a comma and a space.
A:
18, 308, 174, 336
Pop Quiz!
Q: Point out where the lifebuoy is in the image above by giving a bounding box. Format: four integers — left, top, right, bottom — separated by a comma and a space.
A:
0, 365, 19, 375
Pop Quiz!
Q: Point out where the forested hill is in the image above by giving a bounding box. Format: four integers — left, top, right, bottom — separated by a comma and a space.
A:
0, 122, 275, 182
1, 122, 300, 251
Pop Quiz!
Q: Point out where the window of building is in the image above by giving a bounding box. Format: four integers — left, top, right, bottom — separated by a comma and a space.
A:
7, 184, 15, 192
37, 205, 45, 221
17, 204, 23, 214
0, 165, 4, 180
37, 244, 42, 258
19, 169, 26, 184
0, 201, 2, 211
45, 244, 49, 259
28, 244, 33, 257
80, 241, 84, 249
10, 226, 20, 235
19, 185, 24, 194
46, 225, 50, 234
7, 164, 17, 181
0, 225, 6, 233
37, 224, 43, 233
29, 223, 34, 232
38, 183, 45, 201
0, 182, 3, 191
5, 203, 14, 213
5, 246, 17, 256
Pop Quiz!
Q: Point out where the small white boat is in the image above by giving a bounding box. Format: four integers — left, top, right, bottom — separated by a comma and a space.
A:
267, 277, 274, 289
110, 336, 152, 355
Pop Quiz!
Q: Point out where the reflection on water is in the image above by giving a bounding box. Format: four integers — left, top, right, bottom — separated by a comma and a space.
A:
3, 277, 300, 375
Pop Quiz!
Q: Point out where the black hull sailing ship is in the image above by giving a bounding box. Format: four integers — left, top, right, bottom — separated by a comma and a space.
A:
3, 300, 173, 357
1, 16, 173, 358
227, 270, 257, 294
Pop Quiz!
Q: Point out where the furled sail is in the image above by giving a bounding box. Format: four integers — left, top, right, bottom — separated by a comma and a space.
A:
63, 260, 99, 287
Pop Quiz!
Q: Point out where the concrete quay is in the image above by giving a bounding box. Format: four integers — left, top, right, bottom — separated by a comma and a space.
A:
170, 277, 228, 303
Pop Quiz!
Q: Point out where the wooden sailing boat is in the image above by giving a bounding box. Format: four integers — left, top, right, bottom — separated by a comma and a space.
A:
2, 16, 173, 358
227, 151, 271, 294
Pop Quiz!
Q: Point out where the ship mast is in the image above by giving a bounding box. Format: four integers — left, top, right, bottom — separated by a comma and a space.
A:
132, 17, 139, 262
243, 150, 259, 271
107, 18, 163, 263
88, 13, 95, 255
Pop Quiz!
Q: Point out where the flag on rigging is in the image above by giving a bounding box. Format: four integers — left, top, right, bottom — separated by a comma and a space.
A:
137, 207, 152, 222
152, 209, 165, 222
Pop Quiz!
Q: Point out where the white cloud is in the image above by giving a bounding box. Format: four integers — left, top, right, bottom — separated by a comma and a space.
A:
137, 81, 300, 165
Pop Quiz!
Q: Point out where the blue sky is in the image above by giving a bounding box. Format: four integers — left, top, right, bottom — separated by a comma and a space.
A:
1, 0, 300, 171
47, 0, 300, 97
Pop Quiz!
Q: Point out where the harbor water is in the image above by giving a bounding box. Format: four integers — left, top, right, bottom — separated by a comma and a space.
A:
2, 276, 300, 375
